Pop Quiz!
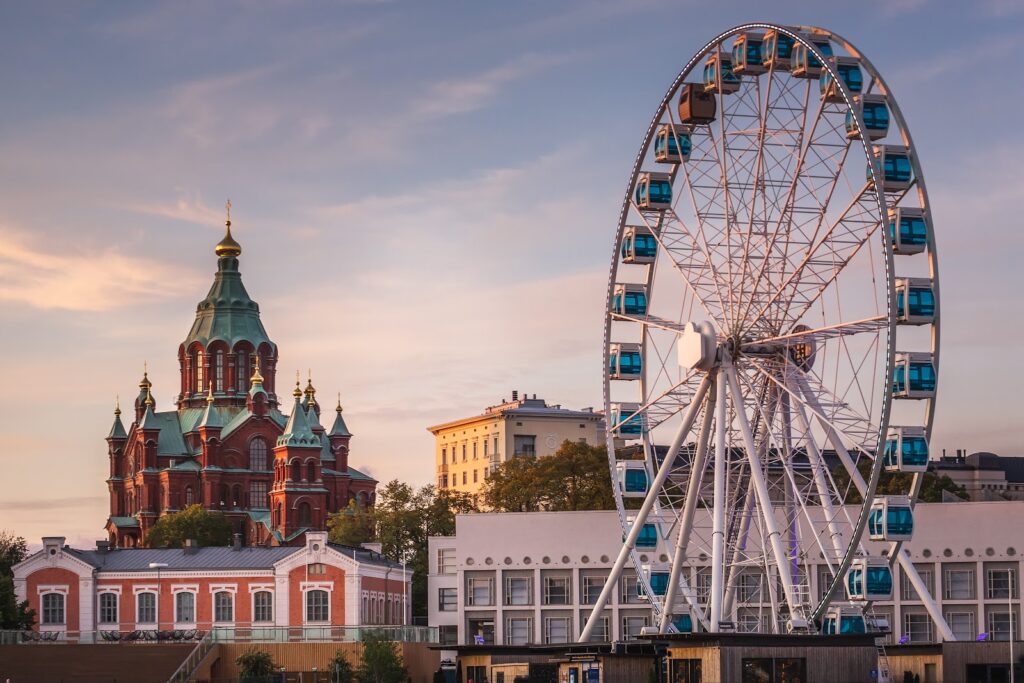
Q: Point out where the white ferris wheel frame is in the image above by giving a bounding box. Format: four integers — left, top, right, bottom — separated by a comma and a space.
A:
587, 22, 950, 641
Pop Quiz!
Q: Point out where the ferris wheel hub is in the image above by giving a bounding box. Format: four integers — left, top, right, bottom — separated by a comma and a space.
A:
677, 321, 717, 371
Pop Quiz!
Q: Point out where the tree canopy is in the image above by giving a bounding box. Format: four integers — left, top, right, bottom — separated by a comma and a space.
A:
483, 440, 615, 512
327, 481, 476, 619
831, 460, 968, 504
0, 531, 34, 629
356, 631, 407, 683
145, 504, 233, 548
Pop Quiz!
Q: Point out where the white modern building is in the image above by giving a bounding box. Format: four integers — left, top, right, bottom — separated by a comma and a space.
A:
428, 504, 1022, 647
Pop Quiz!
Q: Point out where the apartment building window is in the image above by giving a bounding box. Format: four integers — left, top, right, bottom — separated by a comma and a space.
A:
306, 590, 329, 622
438, 588, 457, 612
493, 436, 498, 455
582, 613, 609, 642
987, 611, 1018, 641
737, 573, 763, 603
543, 576, 570, 605
902, 567, 933, 601
308, 563, 326, 575
943, 568, 975, 600
137, 592, 156, 624
462, 472, 467, 486
621, 574, 643, 604
505, 577, 532, 606
473, 469, 478, 483
544, 616, 570, 644
903, 613, 934, 643
438, 548, 456, 574
738, 614, 762, 633
467, 617, 495, 645
41, 593, 65, 625
483, 441, 488, 457
253, 591, 273, 623
99, 593, 118, 624
622, 615, 649, 640
473, 442, 478, 459
505, 616, 532, 645
945, 611, 976, 641
442, 447, 447, 464
467, 577, 494, 606
816, 566, 834, 602
462, 445, 466, 462
440, 474, 448, 488
581, 575, 605, 605
439, 625, 458, 646
513, 435, 536, 457
985, 568, 1018, 599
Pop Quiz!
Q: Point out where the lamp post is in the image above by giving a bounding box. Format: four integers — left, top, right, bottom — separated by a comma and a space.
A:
149, 562, 169, 630
1010, 573, 1016, 683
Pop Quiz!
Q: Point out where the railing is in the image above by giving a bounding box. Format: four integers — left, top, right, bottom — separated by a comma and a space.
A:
0, 625, 438, 646
166, 629, 216, 683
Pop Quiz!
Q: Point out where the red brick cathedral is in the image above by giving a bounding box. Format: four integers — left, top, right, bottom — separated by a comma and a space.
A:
105, 217, 377, 548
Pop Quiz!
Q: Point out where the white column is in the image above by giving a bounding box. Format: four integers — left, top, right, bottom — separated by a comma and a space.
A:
709, 373, 728, 631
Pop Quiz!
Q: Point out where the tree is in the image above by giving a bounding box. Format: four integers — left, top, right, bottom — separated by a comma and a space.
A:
145, 505, 233, 548
330, 650, 356, 683
483, 441, 616, 512
235, 648, 276, 682
357, 631, 407, 683
327, 482, 477, 621
328, 501, 376, 547
0, 531, 28, 577
831, 460, 969, 504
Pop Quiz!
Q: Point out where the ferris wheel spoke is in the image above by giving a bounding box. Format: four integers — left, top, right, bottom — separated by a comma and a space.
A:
654, 207, 732, 326
742, 315, 886, 349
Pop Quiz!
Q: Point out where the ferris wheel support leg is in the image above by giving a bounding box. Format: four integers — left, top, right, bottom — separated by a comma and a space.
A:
792, 374, 955, 640
659, 377, 718, 633
790, 395, 846, 563
578, 373, 713, 643
725, 365, 806, 625
721, 475, 755, 620
709, 370, 729, 631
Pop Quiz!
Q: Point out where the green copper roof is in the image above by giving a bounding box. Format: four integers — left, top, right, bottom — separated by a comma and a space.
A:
277, 395, 319, 448
329, 408, 351, 438
107, 516, 139, 528
347, 466, 375, 481
108, 412, 127, 440
183, 254, 275, 352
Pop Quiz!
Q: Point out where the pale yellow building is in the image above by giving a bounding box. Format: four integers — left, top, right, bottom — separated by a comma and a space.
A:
427, 391, 604, 498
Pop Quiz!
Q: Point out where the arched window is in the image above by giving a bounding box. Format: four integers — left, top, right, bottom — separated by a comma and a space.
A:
136, 592, 156, 624
175, 592, 195, 624
306, 461, 316, 482
249, 438, 268, 470
298, 502, 312, 527
274, 503, 282, 528
253, 591, 273, 623
291, 460, 301, 482
356, 491, 366, 508
305, 589, 329, 622
236, 351, 248, 392
195, 350, 205, 393
184, 486, 194, 506
214, 350, 225, 391
213, 591, 233, 623
41, 593, 65, 625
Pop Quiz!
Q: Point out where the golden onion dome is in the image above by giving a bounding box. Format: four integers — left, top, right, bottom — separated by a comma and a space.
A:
215, 220, 242, 258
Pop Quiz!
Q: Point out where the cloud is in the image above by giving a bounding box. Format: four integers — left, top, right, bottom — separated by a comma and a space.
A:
0, 225, 202, 311
0, 496, 106, 512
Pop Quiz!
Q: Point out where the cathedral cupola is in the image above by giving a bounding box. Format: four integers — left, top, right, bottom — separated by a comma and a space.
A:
107, 398, 127, 441
134, 366, 152, 422
178, 202, 278, 409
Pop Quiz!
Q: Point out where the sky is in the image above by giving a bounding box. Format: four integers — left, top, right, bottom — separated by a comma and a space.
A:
1, 1, 1022, 547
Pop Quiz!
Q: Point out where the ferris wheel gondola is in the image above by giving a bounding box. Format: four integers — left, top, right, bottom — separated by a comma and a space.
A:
584, 23, 952, 641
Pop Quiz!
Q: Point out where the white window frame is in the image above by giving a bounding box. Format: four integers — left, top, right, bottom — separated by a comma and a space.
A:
438, 587, 458, 612
581, 575, 606, 605
944, 611, 976, 641
172, 588, 198, 626
986, 610, 1019, 641
621, 614, 650, 640
466, 577, 494, 606
135, 590, 157, 627
504, 616, 533, 645
620, 574, 642, 604
943, 568, 975, 600
212, 590, 235, 624
251, 588, 275, 624
437, 548, 456, 575
543, 576, 570, 606
39, 589, 67, 627
901, 567, 933, 602
985, 568, 1018, 600
903, 612, 934, 643
304, 588, 331, 624
582, 613, 609, 642
543, 616, 570, 644
97, 590, 120, 627
504, 576, 532, 606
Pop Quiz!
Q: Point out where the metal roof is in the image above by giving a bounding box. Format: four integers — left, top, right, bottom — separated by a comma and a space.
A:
68, 545, 300, 571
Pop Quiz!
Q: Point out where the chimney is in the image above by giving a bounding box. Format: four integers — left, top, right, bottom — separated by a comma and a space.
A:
362, 542, 383, 555
184, 538, 200, 555
512, 391, 518, 401
95, 540, 110, 552
232, 533, 243, 551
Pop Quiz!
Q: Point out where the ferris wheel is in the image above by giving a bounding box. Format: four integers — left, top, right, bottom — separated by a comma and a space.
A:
584, 23, 953, 640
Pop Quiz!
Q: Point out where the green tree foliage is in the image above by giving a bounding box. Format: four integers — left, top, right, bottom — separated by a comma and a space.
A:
831, 460, 968, 504
328, 501, 376, 547
327, 482, 477, 620
145, 504, 233, 548
329, 650, 356, 683
235, 648, 276, 681
357, 631, 407, 683
0, 531, 28, 577
483, 440, 615, 512
0, 530, 34, 629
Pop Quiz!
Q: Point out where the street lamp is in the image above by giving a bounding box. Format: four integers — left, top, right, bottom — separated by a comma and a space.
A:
149, 562, 168, 629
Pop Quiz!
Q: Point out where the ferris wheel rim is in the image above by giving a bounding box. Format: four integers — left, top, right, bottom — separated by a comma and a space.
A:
598, 22, 941, 638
